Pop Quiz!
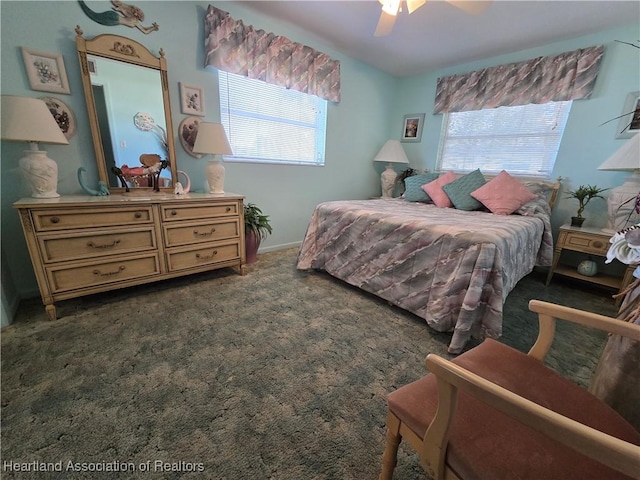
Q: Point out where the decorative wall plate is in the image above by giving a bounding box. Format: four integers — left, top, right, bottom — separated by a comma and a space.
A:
178, 116, 203, 158
40, 96, 76, 139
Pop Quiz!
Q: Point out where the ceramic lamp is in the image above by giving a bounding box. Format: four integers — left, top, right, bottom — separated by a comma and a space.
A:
373, 139, 409, 198
192, 122, 233, 194
1, 95, 69, 198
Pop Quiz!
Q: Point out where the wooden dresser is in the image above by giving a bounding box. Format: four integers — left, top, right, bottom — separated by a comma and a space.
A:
14, 193, 246, 320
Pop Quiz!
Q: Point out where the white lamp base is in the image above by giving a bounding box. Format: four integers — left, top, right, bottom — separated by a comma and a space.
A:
380, 164, 397, 198
604, 173, 640, 233
206, 158, 225, 194
19, 149, 59, 198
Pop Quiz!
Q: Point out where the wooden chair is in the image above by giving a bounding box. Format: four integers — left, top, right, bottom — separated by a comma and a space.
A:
379, 300, 640, 480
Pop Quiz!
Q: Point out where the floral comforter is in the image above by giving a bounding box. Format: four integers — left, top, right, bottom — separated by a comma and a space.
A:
297, 197, 553, 353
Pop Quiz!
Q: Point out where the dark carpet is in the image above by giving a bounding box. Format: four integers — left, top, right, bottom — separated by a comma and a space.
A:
1, 247, 617, 479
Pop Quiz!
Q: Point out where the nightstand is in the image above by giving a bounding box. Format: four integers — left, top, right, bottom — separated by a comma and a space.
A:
546, 224, 635, 306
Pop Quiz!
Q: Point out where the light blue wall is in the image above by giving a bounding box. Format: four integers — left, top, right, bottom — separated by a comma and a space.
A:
391, 23, 640, 233
1, 1, 397, 308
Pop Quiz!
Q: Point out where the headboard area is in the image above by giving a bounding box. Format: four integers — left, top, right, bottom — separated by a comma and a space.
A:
522, 177, 562, 210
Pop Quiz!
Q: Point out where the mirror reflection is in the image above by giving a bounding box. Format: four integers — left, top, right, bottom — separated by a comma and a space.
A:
88, 55, 170, 188
76, 28, 177, 193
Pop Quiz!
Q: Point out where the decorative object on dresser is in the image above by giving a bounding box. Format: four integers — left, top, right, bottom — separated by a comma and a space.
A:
1, 95, 69, 198
192, 122, 233, 194
244, 202, 273, 264
174, 170, 191, 195
77, 167, 110, 196
373, 140, 410, 198
13, 193, 246, 321
564, 184, 608, 227
21, 47, 70, 94
400, 113, 425, 143
179, 82, 205, 116
598, 134, 640, 233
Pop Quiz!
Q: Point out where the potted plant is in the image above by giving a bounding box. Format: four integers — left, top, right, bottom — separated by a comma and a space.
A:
244, 202, 273, 264
565, 184, 608, 227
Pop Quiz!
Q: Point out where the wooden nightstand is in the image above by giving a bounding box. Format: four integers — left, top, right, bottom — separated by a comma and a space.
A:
546, 224, 635, 306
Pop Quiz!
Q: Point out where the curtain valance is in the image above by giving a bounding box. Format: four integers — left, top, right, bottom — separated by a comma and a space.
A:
204, 5, 341, 103
434, 45, 604, 114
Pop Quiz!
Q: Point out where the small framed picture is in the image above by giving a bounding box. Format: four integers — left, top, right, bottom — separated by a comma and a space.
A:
401, 113, 425, 143
21, 47, 70, 94
178, 116, 203, 158
616, 91, 640, 139
179, 82, 205, 116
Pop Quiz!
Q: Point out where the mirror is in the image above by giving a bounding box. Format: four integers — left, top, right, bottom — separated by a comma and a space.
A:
75, 26, 177, 193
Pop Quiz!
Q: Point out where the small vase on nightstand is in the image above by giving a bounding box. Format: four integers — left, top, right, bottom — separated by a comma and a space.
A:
571, 216, 585, 227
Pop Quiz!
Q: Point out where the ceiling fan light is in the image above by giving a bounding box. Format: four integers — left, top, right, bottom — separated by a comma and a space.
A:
406, 0, 426, 14
381, 0, 401, 16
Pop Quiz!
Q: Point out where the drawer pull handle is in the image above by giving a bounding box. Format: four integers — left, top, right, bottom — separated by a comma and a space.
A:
87, 239, 121, 249
593, 241, 603, 249
193, 228, 216, 237
226, 207, 231, 212
50, 216, 60, 224
93, 265, 126, 277
134, 212, 142, 219
171, 210, 177, 216
196, 250, 218, 261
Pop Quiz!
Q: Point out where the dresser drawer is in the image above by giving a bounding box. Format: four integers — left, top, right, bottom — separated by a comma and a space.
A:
562, 231, 609, 255
164, 219, 240, 248
161, 202, 238, 222
38, 227, 156, 263
166, 242, 240, 272
32, 207, 153, 232
46, 253, 160, 293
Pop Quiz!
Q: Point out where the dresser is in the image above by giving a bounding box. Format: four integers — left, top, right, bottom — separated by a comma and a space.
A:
14, 193, 246, 320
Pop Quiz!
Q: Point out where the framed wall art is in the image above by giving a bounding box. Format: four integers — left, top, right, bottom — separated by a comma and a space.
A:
179, 82, 205, 116
178, 116, 203, 158
616, 91, 640, 139
40, 96, 77, 140
401, 113, 425, 143
21, 47, 70, 94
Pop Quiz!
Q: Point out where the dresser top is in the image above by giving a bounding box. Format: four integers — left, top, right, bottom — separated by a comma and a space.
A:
13, 192, 245, 208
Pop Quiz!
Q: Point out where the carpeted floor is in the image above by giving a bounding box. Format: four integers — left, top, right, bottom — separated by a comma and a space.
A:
1, 247, 617, 479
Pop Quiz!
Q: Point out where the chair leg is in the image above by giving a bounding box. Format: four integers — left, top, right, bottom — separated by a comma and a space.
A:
379, 411, 402, 480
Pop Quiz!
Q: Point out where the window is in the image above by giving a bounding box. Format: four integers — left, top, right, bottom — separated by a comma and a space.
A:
218, 71, 327, 165
437, 101, 572, 178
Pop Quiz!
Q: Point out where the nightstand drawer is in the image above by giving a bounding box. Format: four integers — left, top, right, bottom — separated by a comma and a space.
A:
562, 231, 609, 255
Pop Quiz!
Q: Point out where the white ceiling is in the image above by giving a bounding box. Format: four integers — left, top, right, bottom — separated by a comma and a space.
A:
238, 0, 640, 77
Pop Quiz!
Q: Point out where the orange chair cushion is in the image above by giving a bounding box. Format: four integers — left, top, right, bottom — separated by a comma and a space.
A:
388, 339, 640, 480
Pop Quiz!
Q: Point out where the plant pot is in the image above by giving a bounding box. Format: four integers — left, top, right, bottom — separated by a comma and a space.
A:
245, 230, 261, 264
571, 216, 585, 228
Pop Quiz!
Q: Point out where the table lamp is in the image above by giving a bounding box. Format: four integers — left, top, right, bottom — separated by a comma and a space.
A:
374, 139, 409, 198
1, 95, 69, 198
192, 122, 233, 194
598, 134, 640, 233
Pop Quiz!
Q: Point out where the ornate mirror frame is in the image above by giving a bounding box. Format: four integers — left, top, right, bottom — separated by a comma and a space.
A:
75, 26, 177, 193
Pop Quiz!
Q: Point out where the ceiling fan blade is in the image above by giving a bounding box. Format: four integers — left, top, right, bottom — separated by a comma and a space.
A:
406, 0, 426, 14
447, 0, 492, 15
374, 10, 397, 37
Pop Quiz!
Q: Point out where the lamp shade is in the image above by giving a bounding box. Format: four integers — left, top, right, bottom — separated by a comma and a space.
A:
374, 139, 409, 164
598, 134, 640, 171
192, 122, 232, 155
1, 95, 68, 145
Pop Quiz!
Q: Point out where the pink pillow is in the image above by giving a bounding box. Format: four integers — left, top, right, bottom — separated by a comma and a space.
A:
422, 171, 457, 207
470, 170, 537, 215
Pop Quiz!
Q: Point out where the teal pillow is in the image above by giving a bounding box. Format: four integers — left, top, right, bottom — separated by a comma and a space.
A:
442, 169, 487, 211
404, 173, 439, 202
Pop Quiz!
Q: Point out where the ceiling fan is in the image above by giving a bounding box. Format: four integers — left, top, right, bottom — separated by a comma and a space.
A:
374, 0, 492, 37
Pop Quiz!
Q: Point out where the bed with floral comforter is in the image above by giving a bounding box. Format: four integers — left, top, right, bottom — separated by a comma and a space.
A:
297, 195, 554, 353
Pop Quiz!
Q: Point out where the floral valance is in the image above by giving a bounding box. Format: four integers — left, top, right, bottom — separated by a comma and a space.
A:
204, 5, 341, 103
434, 45, 604, 113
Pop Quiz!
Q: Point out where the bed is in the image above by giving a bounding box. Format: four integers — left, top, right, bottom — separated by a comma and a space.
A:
296, 179, 559, 354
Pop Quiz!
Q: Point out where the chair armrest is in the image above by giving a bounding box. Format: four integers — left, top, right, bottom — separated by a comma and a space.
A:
423, 354, 640, 479
527, 300, 640, 360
